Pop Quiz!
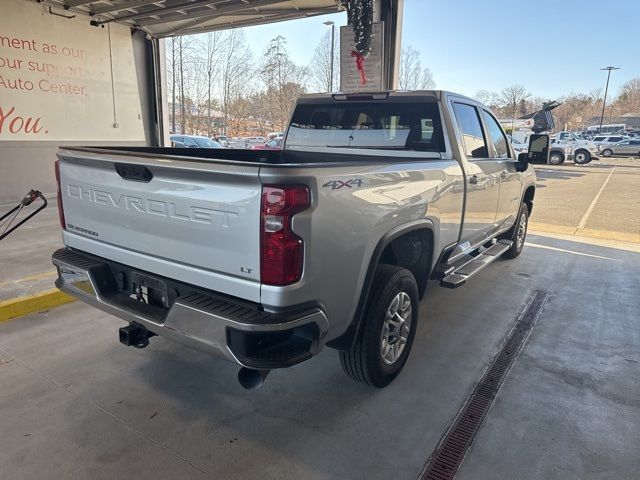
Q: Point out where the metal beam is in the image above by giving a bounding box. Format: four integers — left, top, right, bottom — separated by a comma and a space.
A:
64, 0, 99, 8
90, 0, 167, 16
158, 9, 332, 37
92, 0, 232, 25
189, 8, 329, 16
133, 0, 289, 27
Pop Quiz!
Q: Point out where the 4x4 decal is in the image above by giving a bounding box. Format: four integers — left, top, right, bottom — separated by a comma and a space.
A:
323, 179, 364, 190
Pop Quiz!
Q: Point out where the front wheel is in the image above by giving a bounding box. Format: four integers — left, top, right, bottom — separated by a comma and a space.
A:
340, 265, 419, 387
574, 149, 592, 165
501, 202, 529, 259
601, 148, 613, 157
549, 151, 565, 165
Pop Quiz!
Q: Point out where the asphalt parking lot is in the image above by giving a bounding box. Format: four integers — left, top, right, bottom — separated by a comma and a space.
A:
1, 157, 639, 480
531, 157, 640, 243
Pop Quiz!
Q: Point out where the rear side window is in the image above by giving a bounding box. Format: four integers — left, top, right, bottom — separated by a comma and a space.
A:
452, 103, 488, 159
287, 100, 445, 152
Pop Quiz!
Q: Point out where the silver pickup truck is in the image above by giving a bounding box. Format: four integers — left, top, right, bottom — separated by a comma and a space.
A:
52, 91, 543, 389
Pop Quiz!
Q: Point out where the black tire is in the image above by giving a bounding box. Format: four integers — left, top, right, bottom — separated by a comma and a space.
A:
549, 151, 565, 165
340, 265, 419, 388
573, 149, 591, 165
501, 202, 529, 259
602, 148, 613, 157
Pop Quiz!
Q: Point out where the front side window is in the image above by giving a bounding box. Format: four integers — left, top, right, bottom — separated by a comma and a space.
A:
182, 137, 198, 147
287, 100, 445, 152
452, 103, 488, 159
481, 110, 510, 158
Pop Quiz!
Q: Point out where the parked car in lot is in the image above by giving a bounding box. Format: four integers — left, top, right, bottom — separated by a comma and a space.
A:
593, 135, 628, 149
251, 138, 283, 150
267, 131, 285, 141
169, 135, 224, 148
52, 90, 541, 389
600, 139, 640, 157
243, 136, 266, 147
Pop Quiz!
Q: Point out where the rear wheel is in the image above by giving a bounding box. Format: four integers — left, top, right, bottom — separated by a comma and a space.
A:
501, 202, 529, 259
549, 151, 565, 165
574, 149, 592, 165
601, 148, 613, 157
340, 265, 419, 387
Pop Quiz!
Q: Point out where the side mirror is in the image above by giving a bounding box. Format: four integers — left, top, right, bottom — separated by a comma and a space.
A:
517, 134, 549, 170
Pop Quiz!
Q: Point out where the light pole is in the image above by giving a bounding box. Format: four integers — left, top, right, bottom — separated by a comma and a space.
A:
323, 20, 335, 92
599, 66, 620, 133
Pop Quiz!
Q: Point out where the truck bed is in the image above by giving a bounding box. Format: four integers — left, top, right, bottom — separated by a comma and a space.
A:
60, 146, 442, 166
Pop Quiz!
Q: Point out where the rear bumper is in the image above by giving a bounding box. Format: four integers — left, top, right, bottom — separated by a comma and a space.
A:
52, 248, 328, 369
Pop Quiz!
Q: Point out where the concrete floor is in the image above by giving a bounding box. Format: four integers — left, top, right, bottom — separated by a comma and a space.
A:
0, 204, 61, 301
1, 157, 639, 479
1, 232, 639, 480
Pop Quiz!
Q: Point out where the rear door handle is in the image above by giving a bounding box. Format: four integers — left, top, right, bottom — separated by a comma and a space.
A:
469, 175, 478, 185
500, 171, 508, 180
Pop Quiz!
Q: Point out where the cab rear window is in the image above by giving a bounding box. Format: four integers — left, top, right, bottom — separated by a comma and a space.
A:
287, 101, 445, 152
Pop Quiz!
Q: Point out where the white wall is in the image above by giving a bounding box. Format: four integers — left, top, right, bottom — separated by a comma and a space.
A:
0, 0, 150, 203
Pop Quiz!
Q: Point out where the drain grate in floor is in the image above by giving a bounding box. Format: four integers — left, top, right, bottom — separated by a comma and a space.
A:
419, 290, 549, 480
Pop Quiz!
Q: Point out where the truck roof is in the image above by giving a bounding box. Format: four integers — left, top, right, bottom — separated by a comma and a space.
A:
298, 90, 476, 102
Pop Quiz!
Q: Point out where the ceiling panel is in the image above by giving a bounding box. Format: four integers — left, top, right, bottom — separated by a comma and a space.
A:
40, 0, 343, 37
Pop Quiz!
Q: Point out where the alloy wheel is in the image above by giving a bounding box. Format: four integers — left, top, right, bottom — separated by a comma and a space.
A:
380, 292, 412, 365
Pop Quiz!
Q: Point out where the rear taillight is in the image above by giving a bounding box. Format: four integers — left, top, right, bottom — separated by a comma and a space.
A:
261, 185, 310, 286
54, 160, 66, 230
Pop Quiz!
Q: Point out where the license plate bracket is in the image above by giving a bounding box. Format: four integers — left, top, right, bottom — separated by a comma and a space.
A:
130, 272, 169, 309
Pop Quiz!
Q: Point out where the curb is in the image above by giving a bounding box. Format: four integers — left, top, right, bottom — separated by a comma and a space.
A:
0, 288, 75, 322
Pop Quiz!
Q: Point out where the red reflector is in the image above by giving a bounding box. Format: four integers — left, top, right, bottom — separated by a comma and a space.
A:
54, 160, 66, 230
261, 185, 310, 286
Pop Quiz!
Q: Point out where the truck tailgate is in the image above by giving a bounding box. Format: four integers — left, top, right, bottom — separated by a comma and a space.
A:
57, 148, 262, 301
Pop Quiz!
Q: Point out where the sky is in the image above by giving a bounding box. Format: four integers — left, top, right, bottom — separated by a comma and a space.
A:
236, 0, 639, 101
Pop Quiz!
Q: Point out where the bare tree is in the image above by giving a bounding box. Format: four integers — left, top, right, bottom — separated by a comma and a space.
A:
219, 30, 253, 136
474, 90, 498, 107
498, 84, 531, 129
399, 45, 435, 90
199, 32, 224, 136
616, 77, 640, 113
552, 92, 602, 130
179, 36, 186, 133
498, 85, 530, 111
308, 30, 339, 93
618, 78, 640, 101
260, 36, 308, 131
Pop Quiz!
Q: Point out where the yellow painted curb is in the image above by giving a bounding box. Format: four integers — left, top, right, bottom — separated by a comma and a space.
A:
0, 288, 75, 322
